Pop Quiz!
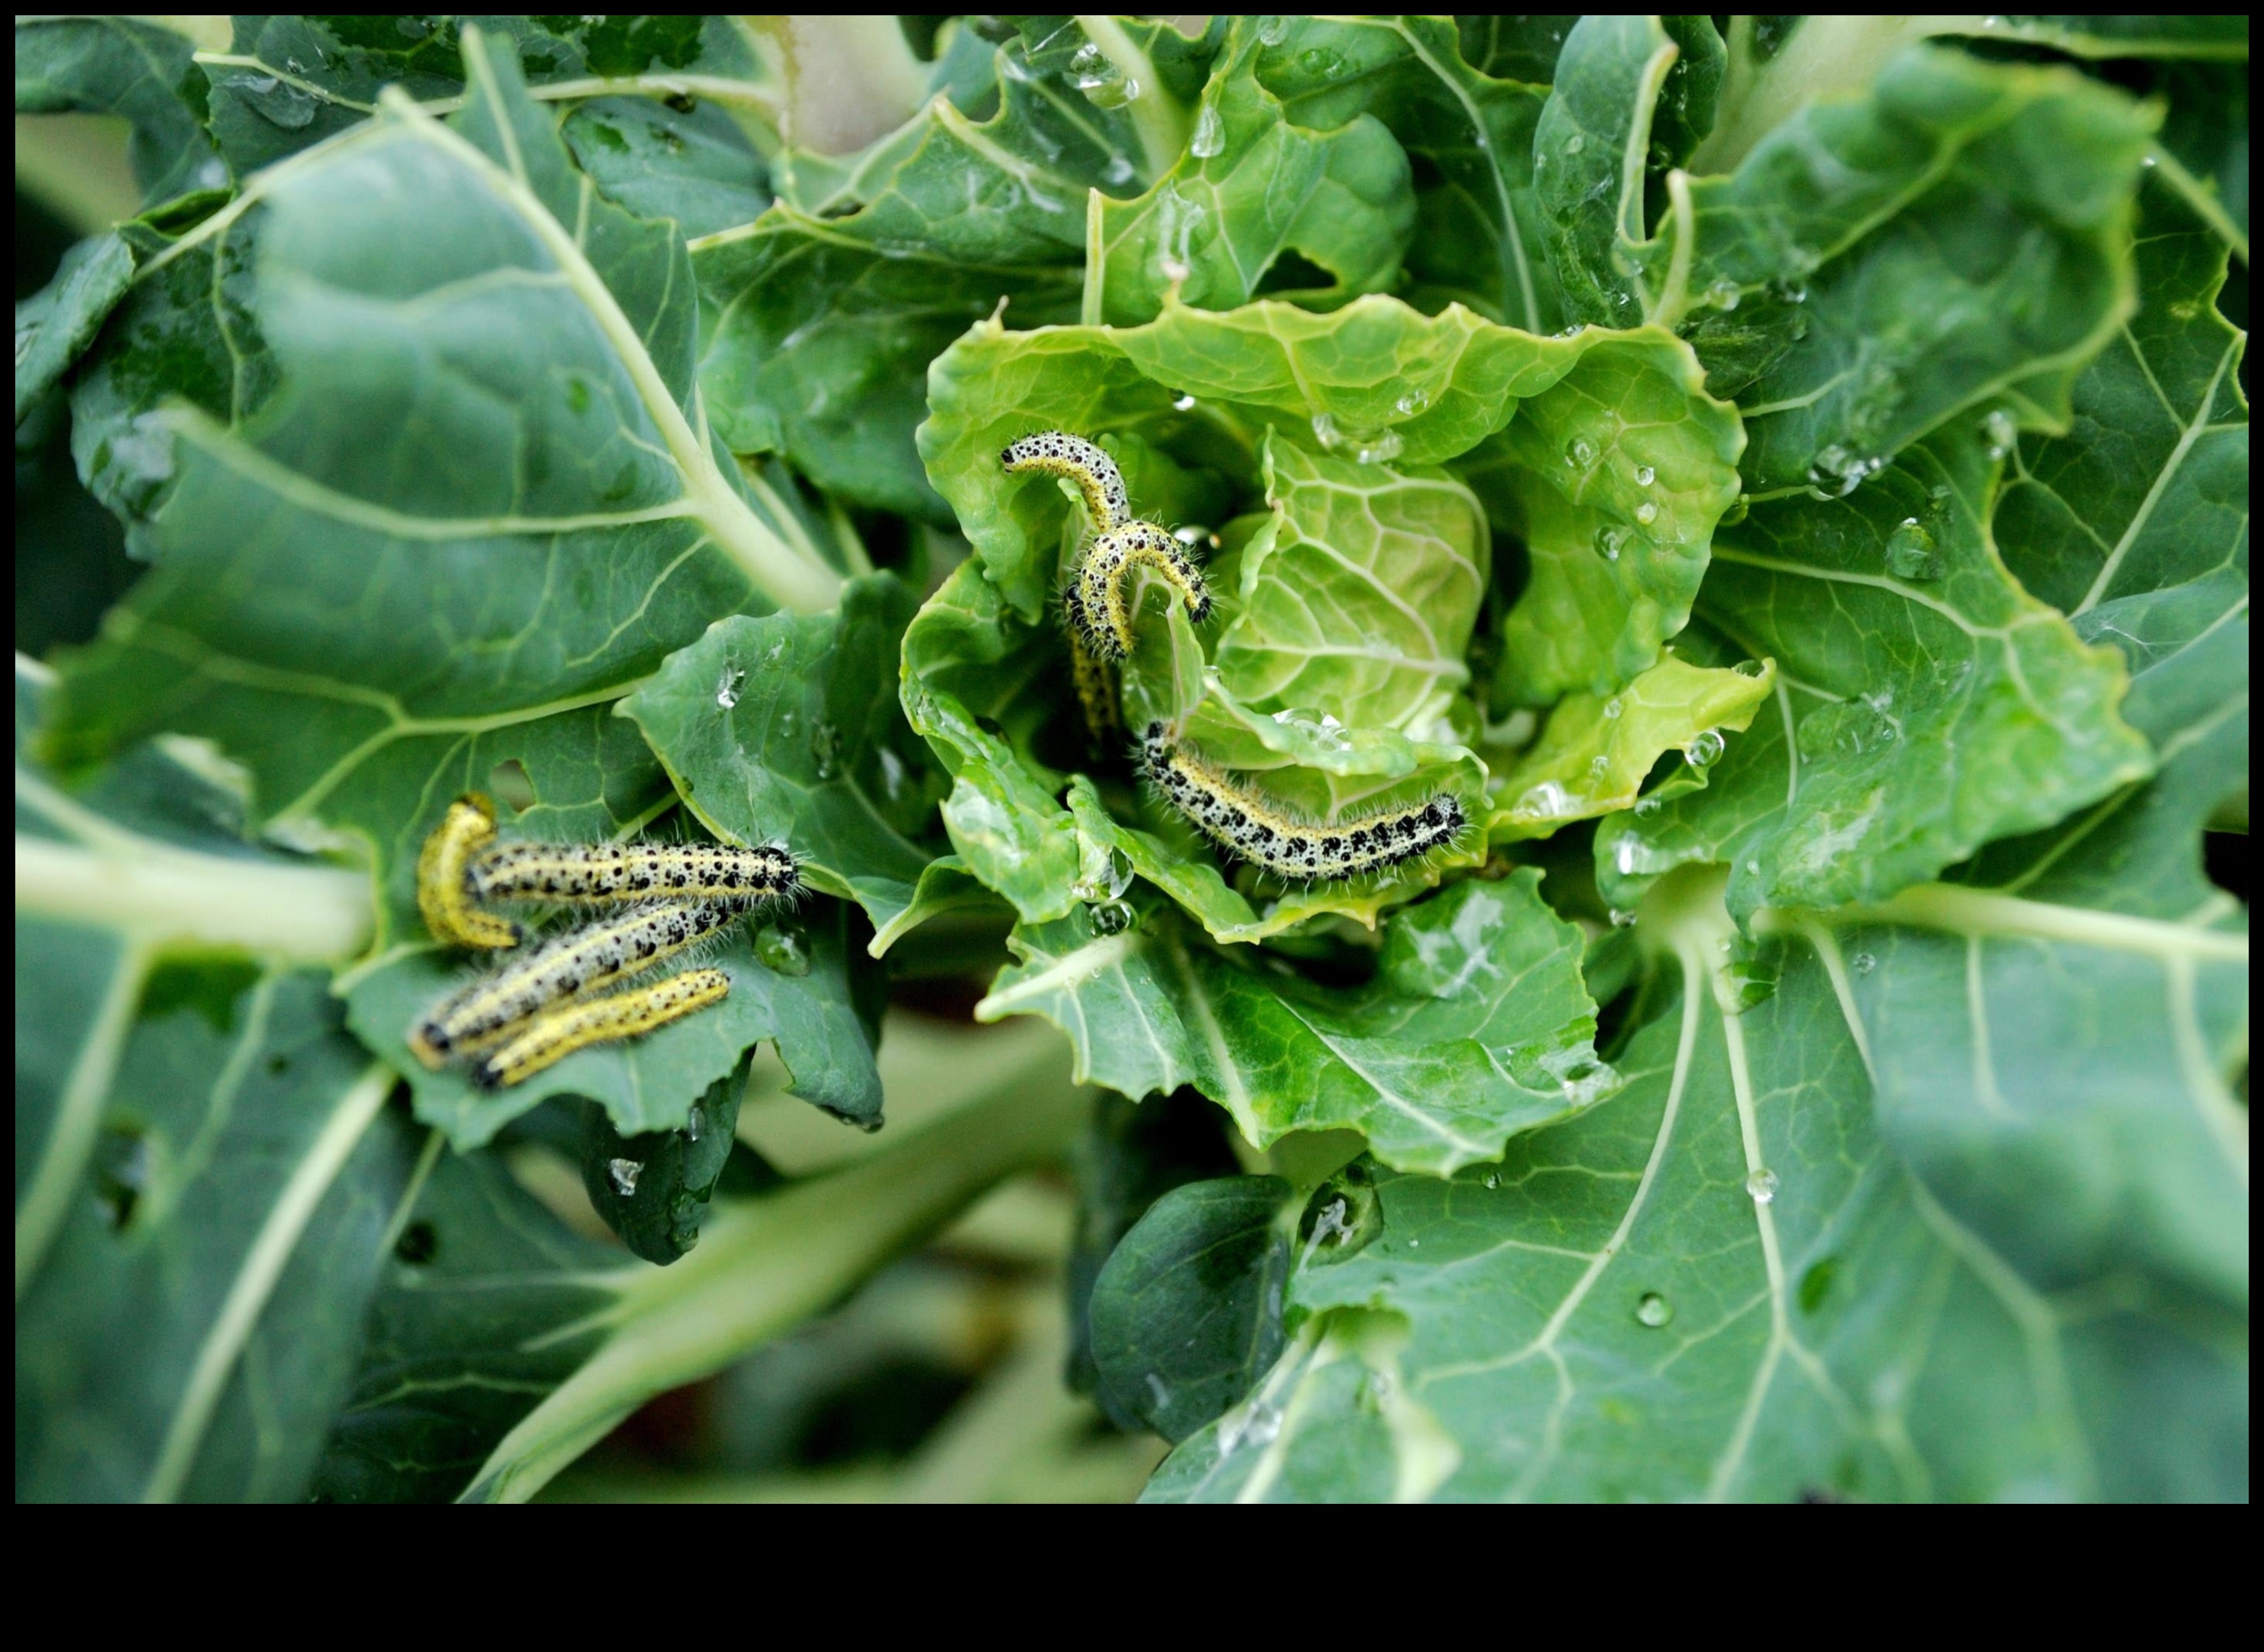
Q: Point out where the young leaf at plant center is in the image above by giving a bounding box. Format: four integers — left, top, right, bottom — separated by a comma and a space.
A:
978, 871, 1615, 1175
1089, 1175, 1295, 1442
1244, 16, 1564, 333
15, 16, 226, 205
1598, 428, 2154, 918
1094, 17, 1413, 325
1150, 867, 2246, 1503
1067, 1088, 1244, 1403
622, 572, 946, 937
345, 895, 883, 1150
196, 15, 772, 175
691, 18, 1213, 519
1457, 327, 1744, 706
18, 665, 400, 1503
47, 32, 841, 930
1493, 654, 1774, 839
1672, 47, 2156, 495
578, 1062, 749, 1265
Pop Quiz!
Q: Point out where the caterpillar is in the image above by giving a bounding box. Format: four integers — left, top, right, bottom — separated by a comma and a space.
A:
407, 897, 744, 1069
1000, 431, 1130, 532
1139, 722, 1466, 883
1068, 521, 1213, 663
472, 968, 732, 1091
417, 794, 522, 950
1069, 628, 1122, 750
467, 839, 800, 908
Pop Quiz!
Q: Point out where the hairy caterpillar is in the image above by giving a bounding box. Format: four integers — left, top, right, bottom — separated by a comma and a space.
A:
1067, 521, 1214, 663
1139, 722, 1466, 882
472, 968, 732, 1091
1069, 628, 1122, 749
408, 898, 743, 1069
1000, 431, 1130, 532
468, 839, 800, 907
417, 794, 522, 949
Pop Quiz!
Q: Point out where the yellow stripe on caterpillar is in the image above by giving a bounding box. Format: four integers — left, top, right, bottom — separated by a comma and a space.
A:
1000, 431, 1130, 532
417, 793, 522, 950
473, 968, 732, 1091
468, 840, 800, 907
1139, 722, 1465, 883
1070, 522, 1213, 662
407, 898, 742, 1070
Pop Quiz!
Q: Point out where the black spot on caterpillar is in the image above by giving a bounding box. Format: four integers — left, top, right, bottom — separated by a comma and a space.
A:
467, 840, 800, 907
1139, 722, 1466, 883
472, 968, 732, 1091
1000, 431, 1130, 532
408, 898, 743, 1070
1068, 521, 1214, 662
417, 794, 522, 949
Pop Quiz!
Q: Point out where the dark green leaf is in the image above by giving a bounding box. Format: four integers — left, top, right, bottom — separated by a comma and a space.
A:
577, 1062, 748, 1265
15, 17, 225, 204
1089, 1175, 1293, 1441
15, 233, 136, 423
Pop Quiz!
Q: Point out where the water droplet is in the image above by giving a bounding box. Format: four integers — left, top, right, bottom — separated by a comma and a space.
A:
1852, 951, 1877, 976
715, 666, 743, 710
1394, 388, 1430, 416
1564, 133, 1586, 155
2169, 298, 2201, 321
1587, 754, 1610, 778
228, 73, 318, 129
1634, 501, 1658, 525
1310, 412, 1402, 464
684, 1103, 702, 1143
1683, 729, 1725, 768
1172, 392, 1196, 411
1595, 525, 1626, 561
1145, 1372, 1172, 1408
1983, 407, 2018, 461
1632, 464, 1655, 487
1732, 659, 1765, 678
1745, 1168, 1779, 1204
1257, 15, 1290, 46
1884, 518, 1943, 580
810, 719, 843, 780
1609, 907, 1637, 927
1189, 103, 1224, 158
1602, 697, 1623, 719
1636, 1292, 1674, 1327
607, 1158, 643, 1196
1101, 153, 1135, 186
1566, 436, 1597, 470
1634, 796, 1661, 817
756, 920, 812, 976
1087, 898, 1137, 936
1705, 277, 1741, 311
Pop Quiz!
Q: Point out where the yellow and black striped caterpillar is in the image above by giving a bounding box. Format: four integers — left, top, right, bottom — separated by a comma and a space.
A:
1065, 519, 1214, 663
416, 794, 523, 950
1139, 722, 1466, 883
467, 839, 800, 907
408, 897, 743, 1070
472, 968, 732, 1091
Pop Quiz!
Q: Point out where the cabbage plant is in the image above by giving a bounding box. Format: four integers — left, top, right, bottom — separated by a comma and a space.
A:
15, 14, 2248, 1502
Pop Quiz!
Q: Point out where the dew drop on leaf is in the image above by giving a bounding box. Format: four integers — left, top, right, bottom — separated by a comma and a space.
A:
1745, 1168, 1780, 1204
1595, 525, 1625, 561
1189, 104, 1224, 158
1683, 728, 1725, 768
1705, 277, 1740, 311
1852, 951, 1877, 976
1564, 133, 1586, 154
810, 718, 843, 779
607, 1158, 642, 1196
1884, 518, 1944, 580
1394, 388, 1430, 415
1635, 501, 1659, 525
756, 920, 812, 976
1632, 464, 1655, 486
1565, 436, 1596, 470
1636, 1292, 1674, 1327
1603, 697, 1623, 719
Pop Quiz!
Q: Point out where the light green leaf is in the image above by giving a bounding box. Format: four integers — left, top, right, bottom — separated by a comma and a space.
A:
977, 871, 1613, 1175
1493, 654, 1774, 839
691, 19, 1207, 518
1149, 867, 2245, 1502
1095, 18, 1413, 325
1597, 429, 2154, 917
1532, 15, 1681, 326
623, 573, 946, 936
48, 32, 841, 936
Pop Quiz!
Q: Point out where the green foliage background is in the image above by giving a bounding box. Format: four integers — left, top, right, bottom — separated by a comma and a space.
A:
15, 13, 2247, 1502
